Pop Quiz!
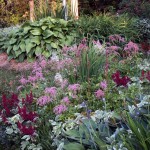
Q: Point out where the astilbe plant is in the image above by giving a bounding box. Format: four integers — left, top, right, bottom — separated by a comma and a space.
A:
0, 92, 39, 149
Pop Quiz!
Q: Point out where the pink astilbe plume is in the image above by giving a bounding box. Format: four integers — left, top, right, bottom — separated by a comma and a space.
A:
37, 96, 52, 106
95, 89, 105, 99
45, 87, 57, 98
61, 97, 70, 105
53, 104, 67, 115
100, 80, 107, 90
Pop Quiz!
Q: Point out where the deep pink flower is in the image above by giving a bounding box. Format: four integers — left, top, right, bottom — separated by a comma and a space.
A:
40, 59, 47, 68
53, 104, 67, 115
95, 89, 105, 99
112, 71, 131, 87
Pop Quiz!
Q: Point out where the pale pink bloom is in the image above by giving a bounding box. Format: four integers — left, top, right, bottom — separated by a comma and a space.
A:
35, 71, 44, 80
19, 77, 28, 85
53, 104, 67, 115
37, 96, 51, 106
95, 89, 105, 99
100, 80, 107, 90
68, 84, 80, 93
45, 87, 57, 98
61, 97, 70, 105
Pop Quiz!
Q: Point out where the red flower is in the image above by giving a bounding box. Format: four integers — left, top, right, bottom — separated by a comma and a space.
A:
18, 106, 37, 122
140, 70, 150, 81
17, 122, 35, 135
22, 92, 33, 105
112, 71, 131, 87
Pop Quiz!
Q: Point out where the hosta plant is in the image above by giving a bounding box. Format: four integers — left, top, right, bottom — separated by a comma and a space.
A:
0, 17, 77, 62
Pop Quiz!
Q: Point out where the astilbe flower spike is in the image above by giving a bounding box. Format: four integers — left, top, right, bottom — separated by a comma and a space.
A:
53, 104, 67, 115
17, 122, 35, 135
112, 71, 131, 87
18, 106, 37, 122
95, 89, 105, 99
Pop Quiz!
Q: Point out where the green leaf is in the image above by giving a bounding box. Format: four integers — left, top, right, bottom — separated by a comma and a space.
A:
35, 46, 42, 56
43, 30, 54, 39
9, 38, 17, 44
18, 53, 25, 62
19, 41, 26, 52
41, 26, 47, 30
63, 143, 85, 150
42, 51, 51, 58
30, 36, 41, 45
7, 46, 12, 54
30, 28, 42, 35
26, 43, 36, 54
13, 45, 19, 51
51, 42, 58, 49
15, 50, 22, 57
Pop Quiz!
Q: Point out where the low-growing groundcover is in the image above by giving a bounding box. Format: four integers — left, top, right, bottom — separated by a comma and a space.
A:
0, 35, 150, 150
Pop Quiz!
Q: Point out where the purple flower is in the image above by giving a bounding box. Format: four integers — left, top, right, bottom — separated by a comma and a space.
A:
95, 89, 105, 99
19, 77, 28, 85
68, 84, 80, 93
28, 76, 37, 82
53, 104, 67, 115
40, 59, 47, 68
37, 96, 51, 106
100, 80, 107, 90
124, 41, 139, 54
45, 87, 57, 98
61, 97, 70, 105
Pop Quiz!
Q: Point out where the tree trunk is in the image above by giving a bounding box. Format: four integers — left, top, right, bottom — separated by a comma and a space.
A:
71, 0, 79, 19
29, 0, 35, 22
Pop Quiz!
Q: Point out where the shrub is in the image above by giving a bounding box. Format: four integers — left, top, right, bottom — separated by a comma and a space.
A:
76, 13, 139, 41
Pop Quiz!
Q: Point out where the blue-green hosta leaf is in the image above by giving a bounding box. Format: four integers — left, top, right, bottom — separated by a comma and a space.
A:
63, 143, 85, 150
30, 28, 42, 35
9, 38, 17, 44
23, 26, 32, 33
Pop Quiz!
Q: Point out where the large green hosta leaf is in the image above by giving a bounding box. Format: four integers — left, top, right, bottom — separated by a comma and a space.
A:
30, 28, 42, 35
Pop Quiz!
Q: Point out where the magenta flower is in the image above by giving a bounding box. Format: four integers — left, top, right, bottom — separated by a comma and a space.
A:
45, 87, 57, 98
61, 97, 70, 105
95, 89, 105, 99
112, 71, 131, 87
53, 104, 67, 115
100, 80, 107, 90
68, 84, 80, 93
19, 77, 28, 85
37, 96, 52, 106
124, 41, 139, 54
